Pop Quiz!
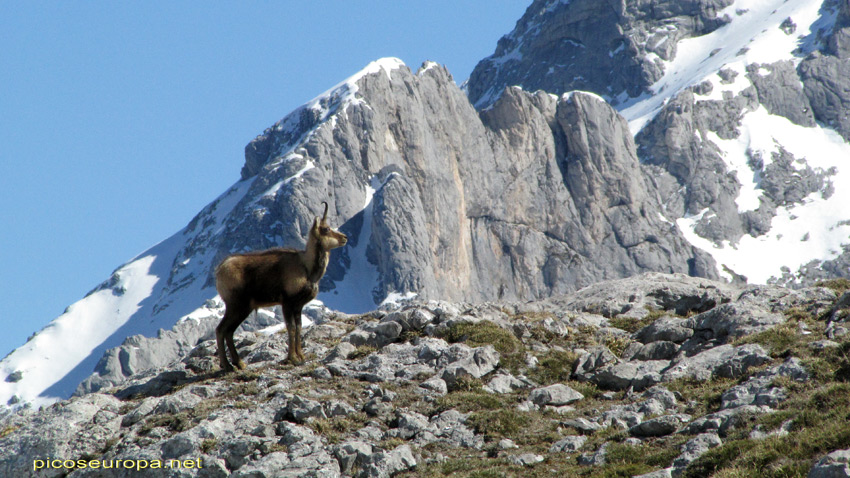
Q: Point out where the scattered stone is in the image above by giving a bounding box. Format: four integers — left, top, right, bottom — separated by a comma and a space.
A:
634, 317, 694, 344
672, 433, 722, 470
562, 417, 602, 434
333, 440, 374, 475
662, 344, 771, 382
484, 372, 530, 394
592, 360, 668, 391
624, 341, 680, 361
811, 339, 841, 351
630, 415, 689, 437
498, 438, 518, 450
574, 346, 620, 381
508, 453, 545, 466
440, 345, 500, 390
529, 384, 584, 406
578, 442, 609, 465
419, 376, 448, 395
359, 444, 417, 478
549, 435, 588, 453
809, 449, 850, 478
634, 468, 673, 478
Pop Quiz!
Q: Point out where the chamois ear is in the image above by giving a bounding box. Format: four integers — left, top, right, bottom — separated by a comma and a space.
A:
312, 217, 320, 230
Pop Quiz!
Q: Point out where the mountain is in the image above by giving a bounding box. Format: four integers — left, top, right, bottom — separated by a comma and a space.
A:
2, 0, 850, 416
469, 0, 850, 286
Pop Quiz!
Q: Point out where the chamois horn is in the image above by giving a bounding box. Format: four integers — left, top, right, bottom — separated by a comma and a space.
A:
321, 201, 329, 221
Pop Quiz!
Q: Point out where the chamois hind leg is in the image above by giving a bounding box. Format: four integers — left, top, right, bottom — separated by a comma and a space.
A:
294, 306, 305, 363
283, 306, 302, 365
216, 304, 250, 372
225, 315, 248, 371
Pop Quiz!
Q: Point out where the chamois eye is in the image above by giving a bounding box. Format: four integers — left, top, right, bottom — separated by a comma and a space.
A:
320, 226, 330, 234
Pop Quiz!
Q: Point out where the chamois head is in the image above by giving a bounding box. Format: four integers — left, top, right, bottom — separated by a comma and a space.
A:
310, 201, 347, 250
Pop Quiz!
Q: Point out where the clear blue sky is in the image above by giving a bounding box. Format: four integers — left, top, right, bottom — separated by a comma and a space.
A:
0, 2, 529, 358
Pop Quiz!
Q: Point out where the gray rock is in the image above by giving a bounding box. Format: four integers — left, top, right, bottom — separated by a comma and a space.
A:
325, 342, 358, 362
635, 317, 695, 344
746, 60, 815, 127
635, 468, 673, 478
549, 435, 588, 453
286, 396, 327, 423
639, 387, 681, 416
800, 52, 850, 142
672, 433, 722, 471
419, 376, 448, 395
721, 357, 808, 410
562, 417, 602, 434
663, 344, 771, 382
721, 378, 787, 410
600, 408, 644, 430
395, 411, 430, 440
428, 409, 484, 449
680, 405, 771, 436
507, 453, 544, 467
484, 372, 530, 394
693, 303, 785, 341
592, 360, 669, 391
529, 384, 584, 406
812, 340, 841, 351
498, 438, 518, 450
440, 345, 500, 390
629, 415, 689, 437
358, 444, 416, 478
161, 434, 198, 460
333, 440, 374, 475
542, 273, 731, 320
626, 341, 680, 361
230, 452, 291, 477
809, 449, 850, 478
324, 400, 357, 418
467, 0, 733, 108
578, 442, 609, 466
574, 346, 621, 381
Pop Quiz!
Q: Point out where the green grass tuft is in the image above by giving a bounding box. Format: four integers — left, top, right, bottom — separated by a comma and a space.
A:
816, 278, 850, 295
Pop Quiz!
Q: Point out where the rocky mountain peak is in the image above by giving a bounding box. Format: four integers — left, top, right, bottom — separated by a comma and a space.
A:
466, 0, 734, 109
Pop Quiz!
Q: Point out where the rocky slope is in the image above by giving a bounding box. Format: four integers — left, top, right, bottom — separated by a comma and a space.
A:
3, 273, 850, 477
4, 0, 850, 422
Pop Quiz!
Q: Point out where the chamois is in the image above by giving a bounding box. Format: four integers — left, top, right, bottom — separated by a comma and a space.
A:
214, 202, 348, 371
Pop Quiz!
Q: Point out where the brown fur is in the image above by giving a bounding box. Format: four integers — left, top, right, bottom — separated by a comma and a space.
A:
214, 202, 347, 371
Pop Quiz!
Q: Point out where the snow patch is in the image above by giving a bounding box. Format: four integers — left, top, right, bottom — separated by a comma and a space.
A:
418, 61, 440, 75
680, 108, 850, 284
620, 0, 825, 134
381, 291, 418, 308
320, 176, 385, 313
562, 90, 607, 103
0, 256, 159, 409
705, 128, 762, 213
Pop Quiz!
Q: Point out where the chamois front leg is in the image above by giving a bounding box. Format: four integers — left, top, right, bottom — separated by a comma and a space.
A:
215, 321, 232, 372
283, 307, 303, 365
